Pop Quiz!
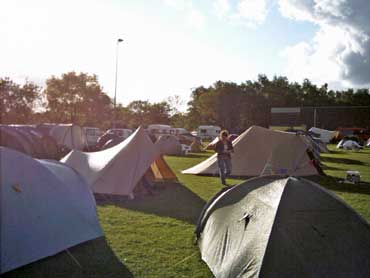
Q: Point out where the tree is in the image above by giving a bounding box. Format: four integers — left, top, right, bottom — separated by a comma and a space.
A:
0, 77, 41, 124
44, 72, 113, 126
124, 100, 171, 128
165, 95, 185, 116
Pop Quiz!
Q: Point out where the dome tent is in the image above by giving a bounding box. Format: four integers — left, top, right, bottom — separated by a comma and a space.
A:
0, 147, 103, 274
0, 126, 27, 154
0, 125, 59, 159
155, 134, 182, 155
196, 176, 370, 278
190, 140, 203, 153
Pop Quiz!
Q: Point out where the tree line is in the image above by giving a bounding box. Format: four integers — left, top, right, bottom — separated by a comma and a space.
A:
1, 72, 370, 131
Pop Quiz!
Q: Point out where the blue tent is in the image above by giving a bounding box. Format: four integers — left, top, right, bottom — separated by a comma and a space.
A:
0, 147, 103, 274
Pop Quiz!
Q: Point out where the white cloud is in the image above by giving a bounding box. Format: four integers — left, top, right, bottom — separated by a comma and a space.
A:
280, 25, 344, 83
163, 0, 205, 31
212, 0, 270, 28
278, 0, 315, 22
163, 0, 192, 11
279, 0, 370, 87
213, 0, 231, 18
186, 9, 206, 31
237, 0, 268, 24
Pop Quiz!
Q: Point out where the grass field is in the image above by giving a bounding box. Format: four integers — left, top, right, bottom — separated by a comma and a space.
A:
4, 146, 370, 277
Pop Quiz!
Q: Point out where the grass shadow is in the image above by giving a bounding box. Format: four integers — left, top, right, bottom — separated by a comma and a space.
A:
321, 165, 343, 171
168, 153, 209, 159
306, 176, 370, 196
326, 150, 342, 154
97, 182, 206, 225
2, 237, 133, 278
321, 156, 366, 165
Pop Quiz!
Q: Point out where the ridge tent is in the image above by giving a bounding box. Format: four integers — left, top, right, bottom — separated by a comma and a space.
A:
38, 123, 87, 151
313, 137, 329, 153
155, 135, 182, 155
293, 130, 326, 157
182, 126, 319, 177
196, 176, 370, 278
149, 156, 178, 182
308, 127, 336, 143
61, 127, 160, 197
0, 147, 103, 274
206, 134, 239, 150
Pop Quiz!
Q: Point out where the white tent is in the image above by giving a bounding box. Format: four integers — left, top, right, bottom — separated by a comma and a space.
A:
0, 147, 103, 274
205, 136, 219, 150
182, 126, 319, 177
61, 127, 160, 196
309, 127, 336, 143
40, 123, 87, 150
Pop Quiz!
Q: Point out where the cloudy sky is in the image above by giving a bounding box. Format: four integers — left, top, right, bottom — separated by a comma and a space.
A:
1, 0, 369, 107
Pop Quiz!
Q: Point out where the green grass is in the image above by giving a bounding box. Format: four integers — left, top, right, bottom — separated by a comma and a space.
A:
4, 147, 370, 277
319, 144, 370, 219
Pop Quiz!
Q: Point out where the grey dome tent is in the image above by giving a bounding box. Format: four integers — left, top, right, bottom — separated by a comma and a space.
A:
0, 147, 103, 274
196, 176, 370, 278
0, 126, 27, 154
190, 139, 203, 153
0, 125, 59, 159
155, 134, 182, 155
9, 125, 48, 158
0, 125, 36, 156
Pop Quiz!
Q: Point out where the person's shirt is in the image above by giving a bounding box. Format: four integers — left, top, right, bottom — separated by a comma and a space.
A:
215, 139, 233, 158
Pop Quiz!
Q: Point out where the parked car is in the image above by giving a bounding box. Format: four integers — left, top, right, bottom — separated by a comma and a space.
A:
106, 128, 133, 138
96, 128, 132, 150
335, 127, 370, 142
147, 124, 172, 135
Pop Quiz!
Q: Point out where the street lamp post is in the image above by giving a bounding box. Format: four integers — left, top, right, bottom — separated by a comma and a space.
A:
113, 38, 124, 128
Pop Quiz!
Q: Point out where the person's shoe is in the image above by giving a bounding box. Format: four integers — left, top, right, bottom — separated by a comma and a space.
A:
221, 180, 226, 186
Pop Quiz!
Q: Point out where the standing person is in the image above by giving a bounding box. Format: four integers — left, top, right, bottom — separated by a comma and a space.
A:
214, 130, 234, 185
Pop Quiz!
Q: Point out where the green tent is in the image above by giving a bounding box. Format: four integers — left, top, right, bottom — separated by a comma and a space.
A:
196, 176, 370, 278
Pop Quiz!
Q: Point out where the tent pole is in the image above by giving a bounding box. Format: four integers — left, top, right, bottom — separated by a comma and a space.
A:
65, 249, 82, 268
